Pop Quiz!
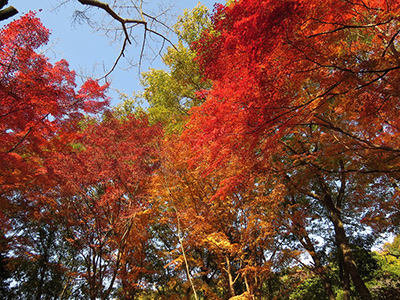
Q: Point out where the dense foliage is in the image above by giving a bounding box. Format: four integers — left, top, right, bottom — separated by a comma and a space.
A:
1, 1, 400, 299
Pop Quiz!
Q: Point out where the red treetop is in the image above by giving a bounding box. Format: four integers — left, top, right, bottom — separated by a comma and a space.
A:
0, 12, 109, 191
186, 0, 400, 172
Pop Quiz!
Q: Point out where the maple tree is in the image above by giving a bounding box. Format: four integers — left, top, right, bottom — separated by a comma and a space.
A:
3, 113, 162, 299
150, 137, 304, 299
42, 113, 162, 299
184, 0, 400, 299
0, 12, 108, 194
0, 13, 109, 298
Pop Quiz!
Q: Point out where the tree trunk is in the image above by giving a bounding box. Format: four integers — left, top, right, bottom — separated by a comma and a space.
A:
226, 256, 236, 298
337, 239, 351, 300
315, 170, 372, 300
342, 256, 351, 300
329, 207, 372, 300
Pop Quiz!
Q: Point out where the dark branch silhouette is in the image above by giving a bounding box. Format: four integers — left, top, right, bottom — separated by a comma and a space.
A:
0, 0, 18, 21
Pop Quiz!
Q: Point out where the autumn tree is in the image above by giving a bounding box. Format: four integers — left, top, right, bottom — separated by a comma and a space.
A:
149, 136, 304, 300
4, 112, 163, 299
0, 12, 108, 231
0, 13, 108, 298
40, 113, 162, 299
0, 12, 108, 194
184, 0, 400, 299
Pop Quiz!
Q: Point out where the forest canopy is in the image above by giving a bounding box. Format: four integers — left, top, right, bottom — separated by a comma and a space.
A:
1, 1, 400, 299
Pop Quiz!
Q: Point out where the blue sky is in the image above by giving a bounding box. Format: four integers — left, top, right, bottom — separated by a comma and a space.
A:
7, 0, 218, 106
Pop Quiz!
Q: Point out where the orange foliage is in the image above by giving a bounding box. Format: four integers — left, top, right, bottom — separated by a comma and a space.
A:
151, 137, 294, 297
46, 113, 162, 298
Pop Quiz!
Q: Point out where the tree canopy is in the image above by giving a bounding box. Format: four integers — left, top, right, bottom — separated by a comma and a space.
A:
1, 1, 400, 299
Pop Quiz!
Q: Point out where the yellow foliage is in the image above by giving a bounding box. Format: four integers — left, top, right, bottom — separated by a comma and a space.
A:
229, 292, 253, 300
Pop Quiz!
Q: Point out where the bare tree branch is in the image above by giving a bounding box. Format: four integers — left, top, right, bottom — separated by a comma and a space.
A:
97, 35, 130, 80
78, 0, 146, 26
76, 0, 177, 77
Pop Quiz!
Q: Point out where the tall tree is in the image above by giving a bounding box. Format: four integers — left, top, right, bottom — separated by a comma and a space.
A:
0, 13, 108, 298
151, 137, 300, 299
185, 1, 400, 299
45, 113, 162, 299
0, 12, 108, 196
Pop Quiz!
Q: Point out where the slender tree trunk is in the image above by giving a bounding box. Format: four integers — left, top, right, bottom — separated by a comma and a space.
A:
226, 255, 236, 298
177, 217, 198, 300
158, 164, 198, 300
342, 256, 351, 300
59, 277, 72, 299
329, 207, 372, 300
34, 264, 45, 300
35, 233, 52, 300
244, 274, 251, 296
267, 277, 274, 300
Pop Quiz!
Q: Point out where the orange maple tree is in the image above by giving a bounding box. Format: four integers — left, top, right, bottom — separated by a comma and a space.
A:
45, 113, 162, 299
151, 137, 298, 299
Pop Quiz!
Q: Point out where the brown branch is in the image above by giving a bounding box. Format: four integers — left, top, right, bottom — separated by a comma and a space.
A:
307, 18, 394, 38
7, 113, 50, 153
382, 28, 400, 58
0, 6, 18, 21
138, 27, 147, 72
0, 0, 18, 21
78, 0, 146, 26
147, 27, 177, 51
314, 115, 400, 153
7, 127, 33, 153
97, 36, 129, 81
77, 0, 177, 77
